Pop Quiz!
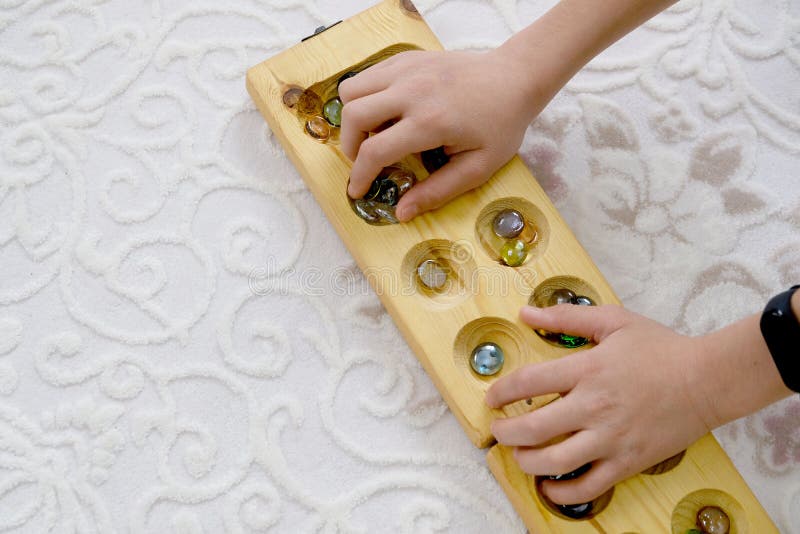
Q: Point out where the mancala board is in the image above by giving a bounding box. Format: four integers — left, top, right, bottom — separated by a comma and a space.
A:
245, 1, 777, 532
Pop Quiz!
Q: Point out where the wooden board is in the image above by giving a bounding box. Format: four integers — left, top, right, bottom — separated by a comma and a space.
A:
245, 1, 778, 532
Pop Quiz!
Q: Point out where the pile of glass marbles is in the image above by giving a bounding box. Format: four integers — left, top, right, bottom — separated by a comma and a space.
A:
352, 145, 446, 225
352, 165, 416, 225
686, 506, 730, 534
491, 209, 539, 267
283, 71, 353, 143
536, 288, 595, 348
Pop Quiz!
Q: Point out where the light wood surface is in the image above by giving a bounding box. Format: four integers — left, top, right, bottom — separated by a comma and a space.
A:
246, 1, 778, 532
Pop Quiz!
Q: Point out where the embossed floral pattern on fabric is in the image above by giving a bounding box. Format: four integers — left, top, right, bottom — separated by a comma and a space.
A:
1, 0, 798, 532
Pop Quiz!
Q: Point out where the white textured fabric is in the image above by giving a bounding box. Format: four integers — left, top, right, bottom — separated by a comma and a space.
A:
1, 0, 798, 532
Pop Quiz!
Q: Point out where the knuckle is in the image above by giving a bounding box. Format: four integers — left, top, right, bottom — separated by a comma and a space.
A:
358, 138, 385, 165
544, 448, 573, 476
408, 75, 438, 98
586, 392, 615, 418
521, 417, 545, 445
515, 449, 539, 475
571, 478, 609, 504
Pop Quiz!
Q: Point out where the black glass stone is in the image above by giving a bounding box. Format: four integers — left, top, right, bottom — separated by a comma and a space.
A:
364, 177, 400, 206
421, 147, 449, 173
337, 71, 358, 90
536, 462, 613, 521
547, 463, 592, 481
556, 502, 593, 519
543, 463, 594, 519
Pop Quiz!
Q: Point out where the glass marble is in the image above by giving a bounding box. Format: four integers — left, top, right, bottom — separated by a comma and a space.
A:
351, 167, 416, 225
556, 502, 593, 519
518, 223, 539, 245
417, 259, 447, 290
573, 295, 594, 306
373, 205, 398, 224
305, 116, 330, 142
296, 90, 322, 116
500, 239, 527, 267
323, 97, 343, 127
421, 147, 449, 173
337, 71, 358, 90
365, 177, 400, 206
558, 334, 589, 349
685, 530, 703, 534
401, 0, 419, 13
548, 288, 577, 307
470, 342, 504, 376
548, 463, 591, 481
353, 199, 380, 224
696, 506, 730, 534
493, 209, 525, 239
388, 170, 415, 195
282, 87, 303, 108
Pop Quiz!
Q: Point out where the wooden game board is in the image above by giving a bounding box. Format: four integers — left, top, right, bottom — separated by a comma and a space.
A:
246, 1, 778, 532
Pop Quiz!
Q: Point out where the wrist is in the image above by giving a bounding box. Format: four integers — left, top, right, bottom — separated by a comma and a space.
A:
692, 314, 793, 430
497, 0, 679, 108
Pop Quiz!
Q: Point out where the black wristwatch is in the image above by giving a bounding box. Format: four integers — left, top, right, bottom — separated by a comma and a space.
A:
760, 285, 800, 393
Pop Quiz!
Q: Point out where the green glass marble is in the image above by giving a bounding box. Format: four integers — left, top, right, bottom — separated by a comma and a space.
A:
558, 334, 589, 349
685, 530, 703, 534
323, 97, 343, 127
500, 239, 527, 267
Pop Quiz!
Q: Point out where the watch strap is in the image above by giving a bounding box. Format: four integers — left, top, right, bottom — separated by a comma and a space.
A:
761, 285, 800, 393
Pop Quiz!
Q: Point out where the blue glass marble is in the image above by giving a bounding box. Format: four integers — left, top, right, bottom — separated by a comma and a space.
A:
470, 342, 504, 376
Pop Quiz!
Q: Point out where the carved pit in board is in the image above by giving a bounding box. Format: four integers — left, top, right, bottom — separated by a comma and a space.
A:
453, 317, 527, 384
642, 450, 686, 475
534, 475, 615, 522
475, 197, 550, 267
529, 275, 602, 308
401, 239, 477, 306
284, 43, 422, 146
671, 489, 747, 534
529, 275, 602, 349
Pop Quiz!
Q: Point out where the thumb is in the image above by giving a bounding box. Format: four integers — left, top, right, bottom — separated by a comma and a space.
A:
520, 304, 629, 344
395, 150, 490, 221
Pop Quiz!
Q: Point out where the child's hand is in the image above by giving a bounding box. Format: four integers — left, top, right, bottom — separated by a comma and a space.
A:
486, 304, 713, 506
338, 49, 545, 222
